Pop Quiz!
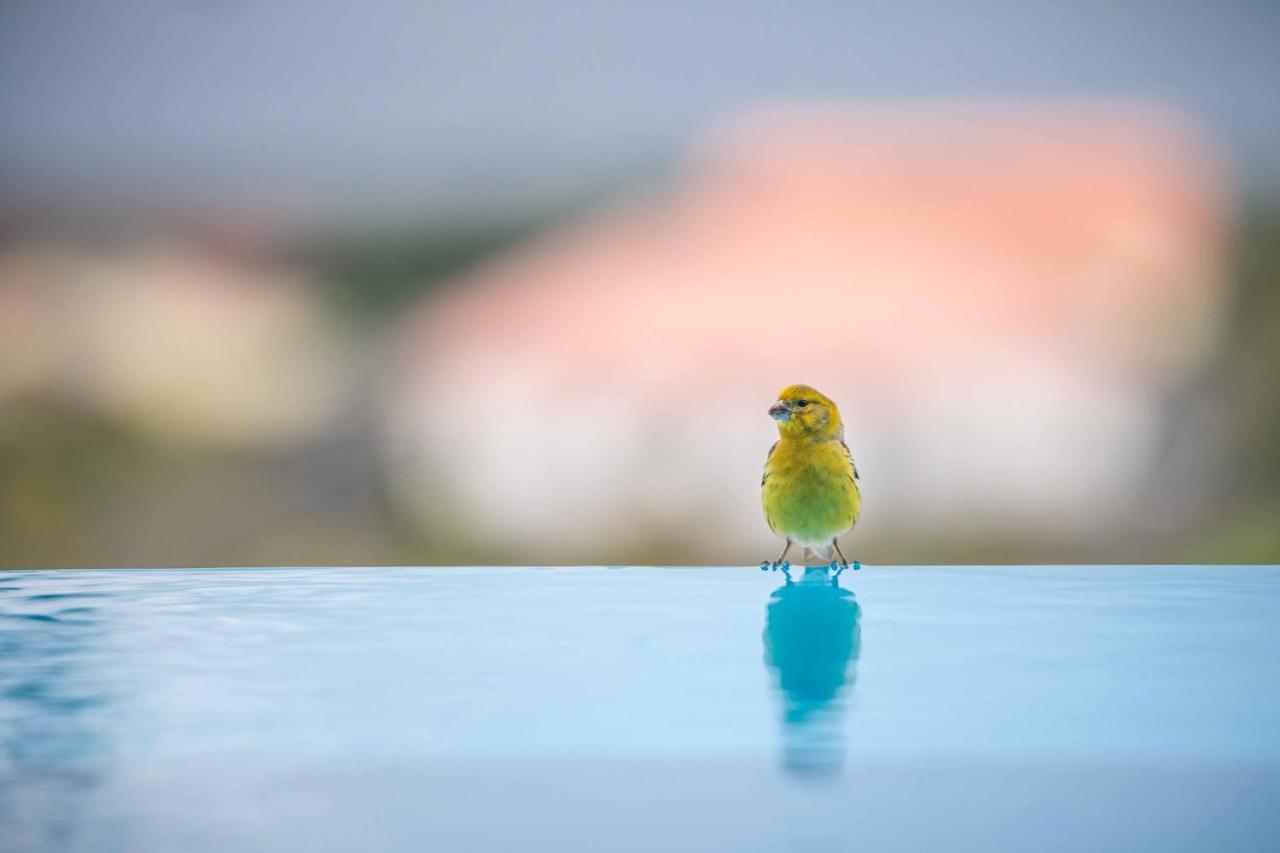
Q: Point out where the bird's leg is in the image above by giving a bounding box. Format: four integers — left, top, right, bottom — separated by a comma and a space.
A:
831, 538, 861, 571
832, 538, 850, 571
768, 539, 792, 571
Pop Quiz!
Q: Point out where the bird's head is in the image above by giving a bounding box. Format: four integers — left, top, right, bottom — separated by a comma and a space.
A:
769, 385, 843, 441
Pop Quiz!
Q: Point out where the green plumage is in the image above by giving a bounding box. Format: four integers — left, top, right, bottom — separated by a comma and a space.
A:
762, 438, 860, 548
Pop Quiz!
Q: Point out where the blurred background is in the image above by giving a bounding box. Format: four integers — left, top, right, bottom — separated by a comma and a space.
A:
2, 1, 1278, 568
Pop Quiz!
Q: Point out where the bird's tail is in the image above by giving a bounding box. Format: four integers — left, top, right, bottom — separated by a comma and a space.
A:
803, 543, 838, 565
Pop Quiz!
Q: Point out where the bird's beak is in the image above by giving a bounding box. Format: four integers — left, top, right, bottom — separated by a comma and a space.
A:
768, 401, 791, 421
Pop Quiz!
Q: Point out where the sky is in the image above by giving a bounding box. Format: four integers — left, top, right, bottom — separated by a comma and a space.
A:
3, 1, 1280, 230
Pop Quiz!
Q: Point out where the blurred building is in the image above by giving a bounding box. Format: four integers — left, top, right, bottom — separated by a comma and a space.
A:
0, 242, 350, 447
0, 241, 393, 568
384, 102, 1231, 565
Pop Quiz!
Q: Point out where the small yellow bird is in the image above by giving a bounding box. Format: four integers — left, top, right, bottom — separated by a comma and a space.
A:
761, 385, 861, 572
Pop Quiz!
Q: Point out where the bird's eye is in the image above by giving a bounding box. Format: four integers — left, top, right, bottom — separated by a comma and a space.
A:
795, 400, 809, 408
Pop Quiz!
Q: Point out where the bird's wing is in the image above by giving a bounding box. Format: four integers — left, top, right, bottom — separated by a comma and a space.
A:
761, 441, 778, 486
840, 440, 860, 481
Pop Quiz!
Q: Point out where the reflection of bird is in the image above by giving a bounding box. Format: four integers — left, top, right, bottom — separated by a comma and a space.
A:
763, 566, 861, 779
761, 385, 861, 570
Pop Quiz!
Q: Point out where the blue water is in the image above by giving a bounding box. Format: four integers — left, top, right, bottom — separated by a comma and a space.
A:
2, 565, 1278, 852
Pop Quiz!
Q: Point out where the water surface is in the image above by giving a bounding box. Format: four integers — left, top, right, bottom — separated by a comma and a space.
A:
2, 565, 1278, 852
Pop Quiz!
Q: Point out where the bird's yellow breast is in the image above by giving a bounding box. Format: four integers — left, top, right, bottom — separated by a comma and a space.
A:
762, 438, 861, 547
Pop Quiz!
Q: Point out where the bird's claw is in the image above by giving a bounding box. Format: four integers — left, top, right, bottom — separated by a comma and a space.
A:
760, 561, 771, 571
852, 560, 862, 571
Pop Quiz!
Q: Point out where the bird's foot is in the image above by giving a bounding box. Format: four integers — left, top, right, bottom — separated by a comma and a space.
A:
759, 561, 771, 571
827, 561, 841, 571
765, 560, 791, 572
852, 560, 862, 571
